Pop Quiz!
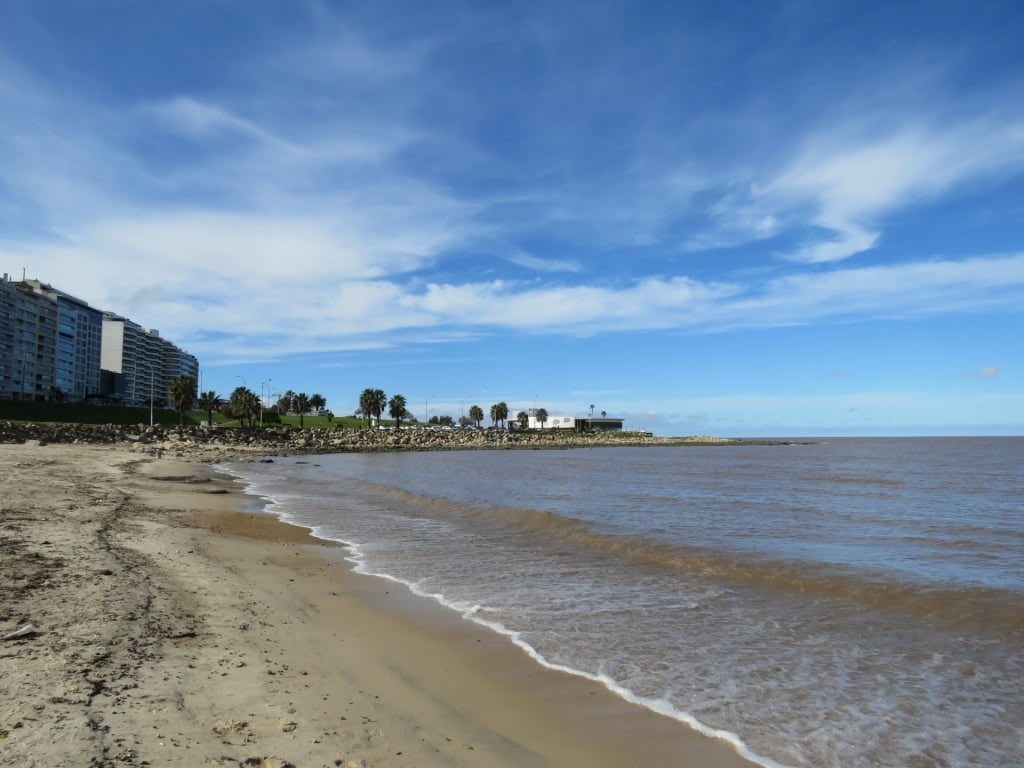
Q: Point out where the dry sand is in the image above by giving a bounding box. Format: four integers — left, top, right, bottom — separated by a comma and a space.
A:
0, 443, 756, 768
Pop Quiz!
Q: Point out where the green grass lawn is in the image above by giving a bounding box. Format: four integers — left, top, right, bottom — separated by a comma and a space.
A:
0, 400, 384, 430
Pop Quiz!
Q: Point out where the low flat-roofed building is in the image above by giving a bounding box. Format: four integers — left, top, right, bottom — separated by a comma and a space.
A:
519, 408, 624, 431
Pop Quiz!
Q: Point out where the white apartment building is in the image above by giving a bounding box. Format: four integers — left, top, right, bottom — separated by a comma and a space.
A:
102, 314, 198, 406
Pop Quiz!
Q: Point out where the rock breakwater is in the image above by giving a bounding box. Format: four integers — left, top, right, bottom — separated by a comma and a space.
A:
0, 421, 741, 460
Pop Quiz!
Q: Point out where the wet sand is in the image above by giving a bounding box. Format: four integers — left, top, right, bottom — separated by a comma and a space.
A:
0, 443, 756, 767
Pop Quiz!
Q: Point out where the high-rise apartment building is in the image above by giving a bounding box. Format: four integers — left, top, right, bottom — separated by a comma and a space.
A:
35, 279, 103, 401
0, 275, 103, 401
1, 274, 197, 404
101, 314, 199, 406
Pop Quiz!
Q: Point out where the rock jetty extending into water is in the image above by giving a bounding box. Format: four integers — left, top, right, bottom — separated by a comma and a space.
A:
0, 421, 747, 460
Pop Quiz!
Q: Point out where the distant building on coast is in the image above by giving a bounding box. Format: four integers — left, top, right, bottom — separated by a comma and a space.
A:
521, 408, 625, 431
0, 274, 197, 404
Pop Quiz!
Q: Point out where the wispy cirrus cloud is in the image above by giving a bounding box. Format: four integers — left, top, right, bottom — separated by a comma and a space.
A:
966, 365, 1000, 380
144, 96, 307, 156
672, 60, 1024, 264
506, 251, 582, 273
404, 252, 1024, 336
765, 116, 1024, 263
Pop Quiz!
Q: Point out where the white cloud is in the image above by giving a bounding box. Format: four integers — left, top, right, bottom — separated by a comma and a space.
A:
682, 191, 783, 253
784, 225, 878, 265
413, 276, 738, 331
506, 251, 582, 273
966, 365, 1000, 380
671, 73, 1024, 264
146, 96, 300, 151
763, 116, 1024, 263
272, 21, 434, 83
9, 196, 1023, 364
730, 253, 1024, 326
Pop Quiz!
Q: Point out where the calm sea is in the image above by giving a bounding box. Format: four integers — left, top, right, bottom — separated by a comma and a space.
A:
222, 437, 1024, 768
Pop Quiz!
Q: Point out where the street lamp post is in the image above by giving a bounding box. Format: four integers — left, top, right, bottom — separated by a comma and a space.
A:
260, 378, 272, 428
149, 367, 154, 427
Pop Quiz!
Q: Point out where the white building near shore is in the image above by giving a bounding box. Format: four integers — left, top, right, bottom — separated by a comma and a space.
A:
521, 408, 625, 431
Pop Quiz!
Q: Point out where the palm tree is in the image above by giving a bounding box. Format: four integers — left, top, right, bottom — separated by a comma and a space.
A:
590, 404, 595, 417
277, 390, 296, 414
370, 388, 386, 426
388, 394, 408, 428
516, 411, 529, 429
294, 392, 311, 427
468, 404, 484, 428
168, 375, 196, 426
243, 390, 259, 426
309, 393, 326, 414
229, 386, 258, 427
358, 388, 373, 428
196, 390, 222, 428
496, 401, 509, 428
358, 388, 386, 427
489, 403, 499, 426
536, 408, 549, 429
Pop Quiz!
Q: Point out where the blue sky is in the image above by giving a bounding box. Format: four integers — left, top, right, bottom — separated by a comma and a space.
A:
2, 0, 1022, 436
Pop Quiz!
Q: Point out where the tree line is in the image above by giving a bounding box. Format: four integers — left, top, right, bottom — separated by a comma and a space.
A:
160, 376, 560, 431
158, 377, 331, 428
356, 391, 553, 430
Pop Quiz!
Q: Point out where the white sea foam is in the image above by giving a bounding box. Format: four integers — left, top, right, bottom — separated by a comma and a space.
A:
228, 501, 796, 768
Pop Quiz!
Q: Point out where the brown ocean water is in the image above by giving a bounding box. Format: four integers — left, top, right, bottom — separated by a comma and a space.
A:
226, 437, 1024, 768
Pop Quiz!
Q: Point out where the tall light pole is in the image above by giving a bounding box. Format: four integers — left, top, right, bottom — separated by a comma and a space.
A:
139, 363, 154, 426
260, 378, 272, 428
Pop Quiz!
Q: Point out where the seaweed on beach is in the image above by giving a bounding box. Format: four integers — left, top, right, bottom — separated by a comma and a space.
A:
0, 536, 66, 623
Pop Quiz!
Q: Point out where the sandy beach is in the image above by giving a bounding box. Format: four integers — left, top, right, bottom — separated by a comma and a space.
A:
0, 442, 756, 768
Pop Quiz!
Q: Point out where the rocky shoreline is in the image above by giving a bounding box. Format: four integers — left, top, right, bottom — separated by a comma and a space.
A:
0, 421, 754, 460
